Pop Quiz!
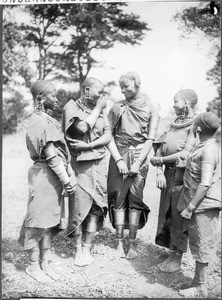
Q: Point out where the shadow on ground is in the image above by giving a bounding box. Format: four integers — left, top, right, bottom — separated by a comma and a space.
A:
2, 225, 221, 299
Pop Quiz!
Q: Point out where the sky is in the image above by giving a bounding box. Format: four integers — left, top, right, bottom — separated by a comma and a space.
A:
88, 1, 218, 116
10, 1, 219, 116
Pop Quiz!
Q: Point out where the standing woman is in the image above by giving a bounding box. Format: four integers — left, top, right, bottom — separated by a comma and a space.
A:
107, 71, 160, 259
150, 89, 198, 272
18, 80, 76, 284
62, 77, 111, 266
178, 112, 221, 298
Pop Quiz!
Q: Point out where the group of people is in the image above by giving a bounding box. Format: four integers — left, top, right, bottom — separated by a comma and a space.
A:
18, 71, 221, 298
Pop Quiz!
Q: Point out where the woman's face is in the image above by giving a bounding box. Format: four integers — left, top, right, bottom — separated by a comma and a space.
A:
44, 84, 58, 111
85, 82, 104, 106
119, 78, 139, 100
173, 93, 186, 116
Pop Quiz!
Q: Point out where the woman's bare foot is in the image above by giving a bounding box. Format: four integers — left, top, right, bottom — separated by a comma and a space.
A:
158, 251, 175, 270
161, 259, 181, 272
115, 239, 125, 259
179, 284, 208, 298
159, 252, 182, 272
177, 279, 197, 289
126, 239, 138, 260
40, 259, 60, 280
157, 256, 171, 268
26, 262, 53, 284
82, 244, 94, 265
73, 245, 85, 267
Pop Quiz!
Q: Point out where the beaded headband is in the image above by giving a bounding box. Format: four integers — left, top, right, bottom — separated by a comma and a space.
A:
200, 113, 215, 132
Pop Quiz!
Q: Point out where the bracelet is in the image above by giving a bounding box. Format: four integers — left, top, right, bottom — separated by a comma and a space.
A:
64, 179, 71, 187
115, 158, 123, 164
89, 143, 93, 150
189, 202, 196, 210
137, 159, 143, 165
157, 171, 163, 176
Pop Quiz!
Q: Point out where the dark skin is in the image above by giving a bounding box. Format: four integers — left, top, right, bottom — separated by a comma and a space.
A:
150, 93, 196, 191
70, 81, 111, 151
180, 123, 218, 219
107, 77, 159, 177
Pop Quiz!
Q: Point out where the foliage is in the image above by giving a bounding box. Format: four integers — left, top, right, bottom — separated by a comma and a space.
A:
59, 3, 150, 88
173, 1, 221, 117
22, 4, 69, 80
3, 8, 32, 134
3, 9, 33, 87
2, 88, 29, 134
173, 1, 220, 39
3, 3, 150, 133
50, 89, 79, 122
206, 49, 221, 117
8, 3, 149, 88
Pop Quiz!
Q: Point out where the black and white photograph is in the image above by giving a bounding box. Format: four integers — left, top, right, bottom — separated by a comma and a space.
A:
2, 0, 221, 298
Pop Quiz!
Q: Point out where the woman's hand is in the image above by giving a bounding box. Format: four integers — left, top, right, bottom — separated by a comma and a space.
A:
116, 160, 128, 175
70, 139, 90, 151
181, 203, 195, 219
176, 156, 187, 168
150, 156, 161, 166
96, 95, 107, 111
64, 181, 76, 195
128, 161, 140, 177
156, 173, 167, 191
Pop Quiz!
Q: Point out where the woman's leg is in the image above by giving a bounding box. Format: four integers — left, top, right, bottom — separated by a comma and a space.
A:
160, 187, 185, 272
179, 261, 208, 297
113, 208, 126, 258
39, 231, 60, 280
26, 244, 53, 284
82, 214, 99, 265
126, 208, 141, 259
179, 210, 218, 297
159, 244, 182, 272
71, 224, 85, 266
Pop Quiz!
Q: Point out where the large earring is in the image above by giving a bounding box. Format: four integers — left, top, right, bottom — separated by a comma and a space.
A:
85, 87, 91, 99
182, 101, 190, 117
35, 94, 45, 111
196, 126, 202, 134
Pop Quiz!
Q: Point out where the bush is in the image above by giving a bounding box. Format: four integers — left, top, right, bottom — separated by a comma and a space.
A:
3, 88, 28, 134
51, 89, 80, 122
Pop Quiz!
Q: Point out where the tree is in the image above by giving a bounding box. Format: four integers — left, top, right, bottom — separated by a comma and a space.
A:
206, 49, 221, 117
60, 3, 150, 88
173, 1, 221, 117
3, 3, 150, 130
3, 7, 33, 87
10, 3, 150, 88
3, 7, 33, 133
21, 4, 69, 80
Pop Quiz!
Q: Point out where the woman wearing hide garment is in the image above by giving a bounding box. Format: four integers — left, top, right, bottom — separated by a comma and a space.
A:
107, 71, 160, 259
150, 89, 198, 272
177, 112, 221, 298
18, 80, 76, 284
62, 77, 111, 266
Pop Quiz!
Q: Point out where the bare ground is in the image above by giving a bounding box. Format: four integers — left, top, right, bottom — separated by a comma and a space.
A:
2, 130, 221, 299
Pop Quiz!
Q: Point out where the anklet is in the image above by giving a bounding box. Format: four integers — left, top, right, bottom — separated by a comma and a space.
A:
129, 238, 136, 242
83, 243, 91, 247
28, 260, 39, 265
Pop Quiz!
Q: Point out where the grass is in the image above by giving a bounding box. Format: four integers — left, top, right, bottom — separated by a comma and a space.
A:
2, 129, 221, 299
